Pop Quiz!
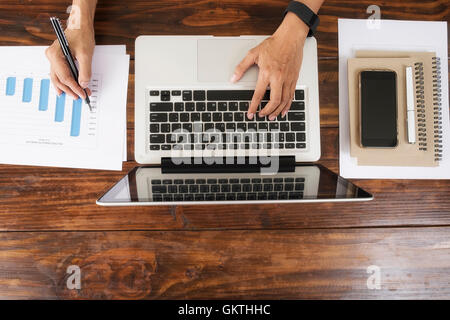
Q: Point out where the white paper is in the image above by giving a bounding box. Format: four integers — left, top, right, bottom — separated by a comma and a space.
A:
0, 47, 129, 171
338, 19, 449, 179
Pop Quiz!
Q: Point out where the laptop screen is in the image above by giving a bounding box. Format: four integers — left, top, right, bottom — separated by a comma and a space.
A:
97, 165, 372, 205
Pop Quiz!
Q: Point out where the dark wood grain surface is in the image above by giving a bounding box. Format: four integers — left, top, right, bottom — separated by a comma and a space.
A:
0, 0, 449, 299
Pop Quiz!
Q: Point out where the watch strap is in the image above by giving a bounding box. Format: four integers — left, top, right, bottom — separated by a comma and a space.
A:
284, 1, 320, 37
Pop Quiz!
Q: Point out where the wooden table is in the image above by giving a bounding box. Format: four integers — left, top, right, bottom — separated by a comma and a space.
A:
0, 0, 449, 299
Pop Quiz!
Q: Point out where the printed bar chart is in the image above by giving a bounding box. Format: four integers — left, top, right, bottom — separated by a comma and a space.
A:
22, 78, 33, 102
6, 77, 16, 96
38, 79, 50, 111
55, 93, 66, 122
70, 98, 82, 137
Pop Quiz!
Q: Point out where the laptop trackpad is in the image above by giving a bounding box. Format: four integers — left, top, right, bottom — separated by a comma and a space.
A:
197, 39, 258, 83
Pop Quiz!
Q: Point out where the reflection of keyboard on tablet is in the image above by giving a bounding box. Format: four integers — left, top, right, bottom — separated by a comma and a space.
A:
150, 176, 306, 202
147, 88, 307, 152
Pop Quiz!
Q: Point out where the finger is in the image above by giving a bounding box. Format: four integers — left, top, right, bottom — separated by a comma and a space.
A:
231, 49, 256, 83
50, 69, 78, 99
281, 83, 297, 117
248, 76, 269, 120
76, 53, 92, 89
260, 80, 282, 119
270, 83, 294, 120
54, 59, 86, 99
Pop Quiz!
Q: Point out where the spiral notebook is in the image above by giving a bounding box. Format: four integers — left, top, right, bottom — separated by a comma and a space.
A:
347, 51, 443, 167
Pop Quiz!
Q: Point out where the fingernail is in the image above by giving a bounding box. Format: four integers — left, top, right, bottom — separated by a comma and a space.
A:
230, 74, 238, 83
80, 81, 89, 89
269, 115, 276, 121
247, 113, 254, 120
282, 111, 287, 118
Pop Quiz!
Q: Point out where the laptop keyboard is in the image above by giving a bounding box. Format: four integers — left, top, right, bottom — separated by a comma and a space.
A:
150, 176, 306, 202
147, 89, 307, 152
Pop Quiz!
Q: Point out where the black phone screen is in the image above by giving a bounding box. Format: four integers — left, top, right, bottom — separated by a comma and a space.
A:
360, 70, 398, 147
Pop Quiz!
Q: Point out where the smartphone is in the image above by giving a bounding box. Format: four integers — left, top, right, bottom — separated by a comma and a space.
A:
359, 70, 398, 148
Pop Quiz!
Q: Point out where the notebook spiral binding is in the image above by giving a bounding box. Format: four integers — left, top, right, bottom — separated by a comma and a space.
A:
432, 57, 443, 161
414, 62, 427, 151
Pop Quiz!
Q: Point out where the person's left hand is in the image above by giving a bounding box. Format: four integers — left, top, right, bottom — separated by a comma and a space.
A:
231, 12, 309, 121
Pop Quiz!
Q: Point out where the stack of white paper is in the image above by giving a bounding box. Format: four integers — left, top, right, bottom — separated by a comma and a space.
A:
0, 45, 129, 171
338, 19, 449, 179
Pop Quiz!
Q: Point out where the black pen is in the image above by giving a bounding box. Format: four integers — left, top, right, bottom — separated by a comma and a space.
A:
50, 17, 92, 111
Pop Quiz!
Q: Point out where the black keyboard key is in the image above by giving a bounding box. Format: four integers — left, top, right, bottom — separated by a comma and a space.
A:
229, 102, 238, 111
152, 185, 167, 194
200, 185, 209, 193
218, 178, 228, 184
150, 90, 159, 96
248, 123, 257, 131
202, 113, 212, 122
274, 184, 284, 191
247, 193, 257, 200
264, 184, 273, 191
269, 122, 279, 130
232, 185, 241, 192
174, 194, 183, 201
288, 112, 305, 121
205, 194, 215, 201
285, 183, 294, 191
150, 124, 159, 133
296, 143, 306, 149
174, 102, 184, 111
268, 192, 278, 200
189, 185, 199, 193
207, 179, 217, 184
163, 194, 173, 201
218, 102, 228, 111
162, 179, 172, 185
213, 113, 222, 122
211, 185, 220, 192
252, 178, 261, 183
193, 90, 206, 101
243, 184, 252, 192
286, 133, 295, 142
295, 90, 305, 100
215, 123, 225, 132
150, 145, 160, 150
221, 185, 230, 192
278, 192, 288, 200
161, 124, 171, 132
207, 90, 270, 101
184, 194, 194, 201
191, 113, 201, 122
207, 102, 217, 111
180, 113, 190, 122
195, 194, 205, 201
237, 193, 246, 200
295, 183, 305, 191
253, 184, 262, 192
182, 90, 192, 101
216, 193, 226, 201
172, 90, 181, 96
226, 193, 236, 200
223, 113, 233, 122
234, 112, 244, 122
168, 113, 178, 122
291, 122, 306, 131
296, 133, 306, 142
172, 123, 181, 131
280, 122, 290, 131
150, 113, 168, 122
285, 143, 295, 149
237, 123, 247, 131
289, 192, 303, 199
185, 102, 195, 111
182, 123, 192, 132
239, 102, 249, 111
150, 134, 165, 143
291, 101, 305, 110
295, 178, 305, 183
258, 192, 268, 200
226, 123, 236, 130
196, 102, 206, 111
151, 179, 161, 184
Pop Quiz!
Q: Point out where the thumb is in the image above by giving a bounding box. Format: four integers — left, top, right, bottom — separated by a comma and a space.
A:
231, 49, 257, 83
76, 53, 92, 89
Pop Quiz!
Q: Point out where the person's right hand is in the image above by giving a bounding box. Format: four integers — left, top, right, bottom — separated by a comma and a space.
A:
45, 27, 95, 99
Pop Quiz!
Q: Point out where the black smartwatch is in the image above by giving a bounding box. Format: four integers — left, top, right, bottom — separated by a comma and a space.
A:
284, 1, 320, 37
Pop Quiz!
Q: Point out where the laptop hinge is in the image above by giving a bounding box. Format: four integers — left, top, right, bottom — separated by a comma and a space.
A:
161, 156, 295, 174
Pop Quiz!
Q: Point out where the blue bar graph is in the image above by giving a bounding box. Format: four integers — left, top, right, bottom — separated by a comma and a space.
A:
55, 93, 66, 122
70, 99, 82, 137
22, 78, 33, 103
38, 79, 50, 111
6, 77, 16, 96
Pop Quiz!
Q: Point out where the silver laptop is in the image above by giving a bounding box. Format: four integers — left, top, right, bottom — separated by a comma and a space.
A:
96, 35, 373, 205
